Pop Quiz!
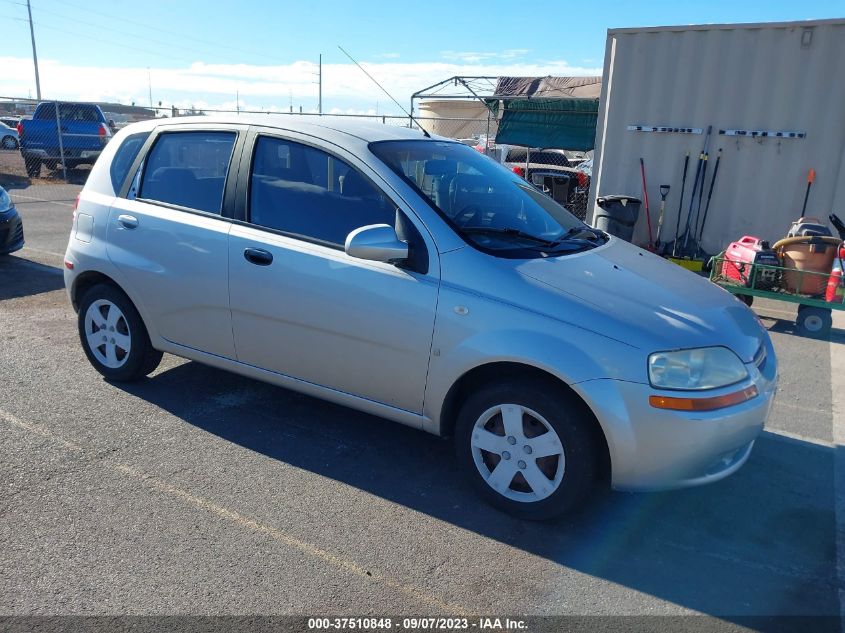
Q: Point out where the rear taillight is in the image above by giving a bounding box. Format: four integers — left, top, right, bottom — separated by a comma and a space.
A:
98, 123, 107, 137
72, 193, 80, 217
576, 171, 588, 188
512, 166, 525, 178
16, 122, 23, 137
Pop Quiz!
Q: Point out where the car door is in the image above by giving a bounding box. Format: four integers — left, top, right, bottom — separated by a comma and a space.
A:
228, 132, 439, 414
106, 127, 241, 359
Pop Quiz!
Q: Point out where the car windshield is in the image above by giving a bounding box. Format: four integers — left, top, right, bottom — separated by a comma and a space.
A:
370, 140, 603, 257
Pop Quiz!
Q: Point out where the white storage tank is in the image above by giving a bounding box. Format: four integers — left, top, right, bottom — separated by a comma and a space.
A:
416, 99, 497, 140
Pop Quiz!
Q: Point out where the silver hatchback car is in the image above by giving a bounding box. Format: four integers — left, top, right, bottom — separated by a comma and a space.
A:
65, 116, 777, 519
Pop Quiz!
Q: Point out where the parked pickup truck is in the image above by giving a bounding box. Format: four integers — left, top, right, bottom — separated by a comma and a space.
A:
17, 102, 114, 177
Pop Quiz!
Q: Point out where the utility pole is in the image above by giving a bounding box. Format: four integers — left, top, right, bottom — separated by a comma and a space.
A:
236, 90, 239, 114
147, 68, 153, 110
26, 0, 41, 100
318, 54, 322, 115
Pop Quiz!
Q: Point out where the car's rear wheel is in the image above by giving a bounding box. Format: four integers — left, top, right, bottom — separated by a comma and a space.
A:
2, 135, 17, 149
77, 283, 162, 381
455, 380, 597, 520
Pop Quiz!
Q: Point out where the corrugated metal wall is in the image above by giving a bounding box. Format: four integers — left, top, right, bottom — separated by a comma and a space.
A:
590, 19, 845, 254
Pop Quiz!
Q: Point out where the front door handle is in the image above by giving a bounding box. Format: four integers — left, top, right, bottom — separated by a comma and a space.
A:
244, 247, 273, 266
117, 214, 139, 229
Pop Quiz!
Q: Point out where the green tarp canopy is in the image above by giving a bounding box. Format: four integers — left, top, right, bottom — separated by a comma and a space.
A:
493, 98, 599, 151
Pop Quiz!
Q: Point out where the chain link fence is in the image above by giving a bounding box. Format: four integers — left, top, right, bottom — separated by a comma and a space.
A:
0, 96, 591, 219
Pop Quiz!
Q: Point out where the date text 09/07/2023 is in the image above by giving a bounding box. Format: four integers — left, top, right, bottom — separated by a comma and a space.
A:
307, 617, 528, 630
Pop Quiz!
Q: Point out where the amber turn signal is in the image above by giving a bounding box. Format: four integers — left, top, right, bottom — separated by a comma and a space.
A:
649, 386, 758, 411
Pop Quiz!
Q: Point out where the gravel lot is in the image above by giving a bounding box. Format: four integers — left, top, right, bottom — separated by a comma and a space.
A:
1, 185, 843, 629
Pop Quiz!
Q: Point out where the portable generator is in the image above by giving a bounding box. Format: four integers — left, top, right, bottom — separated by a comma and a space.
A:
721, 236, 781, 290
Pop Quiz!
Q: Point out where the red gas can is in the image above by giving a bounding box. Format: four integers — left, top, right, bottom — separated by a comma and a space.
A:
825, 246, 845, 303
722, 236, 781, 290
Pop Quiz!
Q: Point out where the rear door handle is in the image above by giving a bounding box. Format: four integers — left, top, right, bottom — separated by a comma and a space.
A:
117, 214, 138, 229
244, 247, 273, 266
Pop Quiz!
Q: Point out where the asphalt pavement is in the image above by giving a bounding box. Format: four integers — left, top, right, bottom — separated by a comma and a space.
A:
1, 185, 843, 629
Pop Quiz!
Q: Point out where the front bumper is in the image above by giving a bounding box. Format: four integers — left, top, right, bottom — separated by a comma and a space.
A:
0, 205, 24, 254
574, 342, 777, 491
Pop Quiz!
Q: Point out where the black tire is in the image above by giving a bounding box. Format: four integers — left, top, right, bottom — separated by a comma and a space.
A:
454, 379, 598, 520
77, 283, 163, 381
2, 135, 17, 150
24, 157, 41, 178
738, 294, 754, 307
45, 160, 57, 171
795, 305, 832, 337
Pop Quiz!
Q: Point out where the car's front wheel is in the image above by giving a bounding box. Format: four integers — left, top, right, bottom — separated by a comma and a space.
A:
77, 283, 162, 381
24, 157, 40, 178
455, 380, 598, 520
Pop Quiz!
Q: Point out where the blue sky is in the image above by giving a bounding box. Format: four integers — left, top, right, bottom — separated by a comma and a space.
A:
2, 0, 842, 114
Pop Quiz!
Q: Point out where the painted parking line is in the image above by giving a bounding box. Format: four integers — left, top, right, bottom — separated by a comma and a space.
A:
21, 246, 65, 260
0, 407, 469, 615
757, 309, 797, 319
772, 399, 831, 416
765, 428, 834, 449
830, 309, 845, 629
11, 194, 75, 208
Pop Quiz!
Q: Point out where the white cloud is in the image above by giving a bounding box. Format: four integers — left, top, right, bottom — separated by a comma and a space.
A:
440, 49, 531, 63
0, 56, 601, 115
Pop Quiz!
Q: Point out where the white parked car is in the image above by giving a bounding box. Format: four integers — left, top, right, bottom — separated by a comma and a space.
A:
0, 121, 19, 149
64, 116, 777, 519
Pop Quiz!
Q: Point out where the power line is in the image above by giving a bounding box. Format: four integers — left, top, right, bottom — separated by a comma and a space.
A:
2, 1, 330, 106
48, 0, 291, 64
23, 20, 203, 61
3, 0, 262, 64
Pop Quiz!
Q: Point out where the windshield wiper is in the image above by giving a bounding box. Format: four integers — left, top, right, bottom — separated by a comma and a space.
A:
460, 226, 558, 246
554, 226, 606, 243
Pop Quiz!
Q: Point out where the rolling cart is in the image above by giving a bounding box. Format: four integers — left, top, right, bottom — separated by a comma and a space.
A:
709, 250, 844, 336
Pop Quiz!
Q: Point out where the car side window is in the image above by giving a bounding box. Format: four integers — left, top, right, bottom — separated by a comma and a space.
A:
249, 136, 394, 246
111, 132, 149, 193
139, 131, 236, 214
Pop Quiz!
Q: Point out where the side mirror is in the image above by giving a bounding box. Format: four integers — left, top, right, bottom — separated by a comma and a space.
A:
345, 224, 409, 264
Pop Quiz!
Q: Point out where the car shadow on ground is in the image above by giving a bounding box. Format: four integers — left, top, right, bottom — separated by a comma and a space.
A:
767, 318, 845, 344
0, 256, 65, 300
115, 360, 839, 627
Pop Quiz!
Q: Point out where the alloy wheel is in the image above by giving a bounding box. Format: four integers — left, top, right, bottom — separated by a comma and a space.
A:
470, 403, 565, 502
83, 299, 132, 368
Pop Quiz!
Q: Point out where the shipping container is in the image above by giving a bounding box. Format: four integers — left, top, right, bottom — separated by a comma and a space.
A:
590, 18, 845, 255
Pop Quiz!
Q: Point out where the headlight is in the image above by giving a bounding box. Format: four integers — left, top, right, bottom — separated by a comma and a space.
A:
648, 347, 748, 390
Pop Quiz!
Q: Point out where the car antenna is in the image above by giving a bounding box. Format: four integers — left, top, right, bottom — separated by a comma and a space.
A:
337, 45, 431, 138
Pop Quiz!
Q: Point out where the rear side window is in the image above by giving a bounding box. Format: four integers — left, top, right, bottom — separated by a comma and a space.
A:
249, 136, 394, 246
139, 131, 236, 214
34, 103, 102, 122
110, 132, 149, 193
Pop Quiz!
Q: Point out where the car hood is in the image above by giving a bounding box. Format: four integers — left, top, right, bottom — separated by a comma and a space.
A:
513, 238, 765, 362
